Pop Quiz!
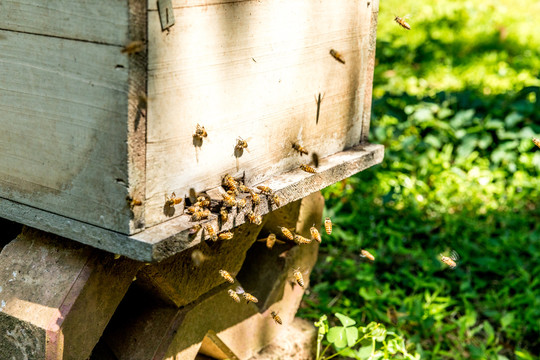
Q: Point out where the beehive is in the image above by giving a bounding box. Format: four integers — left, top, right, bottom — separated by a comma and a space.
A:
0, 0, 383, 261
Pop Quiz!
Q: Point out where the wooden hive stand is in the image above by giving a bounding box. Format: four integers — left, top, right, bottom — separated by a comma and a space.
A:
0, 0, 382, 358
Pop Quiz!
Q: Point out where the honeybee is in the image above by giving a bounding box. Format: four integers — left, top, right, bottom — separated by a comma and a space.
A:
394, 15, 411, 30
387, 307, 398, 326
191, 209, 207, 221
249, 189, 261, 205
329, 49, 345, 64
279, 226, 294, 241
235, 137, 249, 151
126, 196, 142, 208
243, 292, 259, 304
121, 40, 145, 55
440, 250, 459, 269
194, 196, 210, 208
533, 137, 540, 148
193, 123, 208, 139
300, 164, 316, 173
222, 193, 237, 207
205, 224, 218, 241
189, 224, 202, 235
236, 198, 247, 209
256, 185, 273, 195
312, 152, 320, 168
220, 207, 229, 222
324, 217, 332, 235
246, 211, 262, 225
292, 268, 305, 288
294, 234, 312, 244
271, 194, 282, 207
292, 142, 309, 155
360, 249, 375, 261
218, 231, 234, 240
310, 225, 321, 243
264, 233, 277, 249
186, 205, 200, 214
219, 269, 235, 283
191, 250, 209, 267
222, 174, 238, 191
228, 289, 241, 303
270, 311, 282, 325
165, 192, 183, 207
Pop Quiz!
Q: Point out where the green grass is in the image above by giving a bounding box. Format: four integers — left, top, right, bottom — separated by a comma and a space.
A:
299, 0, 540, 359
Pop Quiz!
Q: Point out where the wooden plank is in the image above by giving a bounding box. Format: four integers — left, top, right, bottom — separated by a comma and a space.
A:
0, 0, 130, 45
144, 0, 375, 227
361, 0, 379, 142
0, 144, 383, 262
0, 30, 133, 233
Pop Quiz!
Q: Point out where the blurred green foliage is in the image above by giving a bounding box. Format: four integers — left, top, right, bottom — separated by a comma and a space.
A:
299, 0, 540, 359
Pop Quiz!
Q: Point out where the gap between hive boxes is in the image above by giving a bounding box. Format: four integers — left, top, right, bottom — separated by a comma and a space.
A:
0, 144, 383, 262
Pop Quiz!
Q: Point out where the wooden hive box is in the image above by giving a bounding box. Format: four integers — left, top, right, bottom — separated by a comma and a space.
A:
0, 0, 383, 262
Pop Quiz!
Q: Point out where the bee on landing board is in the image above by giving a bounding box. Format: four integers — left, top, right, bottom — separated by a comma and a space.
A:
292, 142, 309, 155
249, 189, 261, 206
324, 217, 332, 235
219, 207, 229, 223
394, 15, 411, 30
219, 270, 235, 283
310, 225, 322, 243
270, 311, 282, 325
439, 250, 460, 269
235, 198, 247, 209
222, 193, 237, 208
228, 289, 241, 303
532, 137, 540, 149
256, 185, 273, 195
222, 174, 238, 192
271, 194, 282, 207
189, 224, 202, 236
279, 226, 294, 241
329, 49, 346, 64
205, 224, 218, 241
292, 268, 305, 288
360, 249, 375, 261
246, 211, 262, 225
300, 164, 317, 173
165, 192, 183, 207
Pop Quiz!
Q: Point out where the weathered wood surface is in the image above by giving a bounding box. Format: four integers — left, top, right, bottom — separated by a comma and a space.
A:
0, 144, 383, 262
144, 0, 378, 227
0, 0, 129, 45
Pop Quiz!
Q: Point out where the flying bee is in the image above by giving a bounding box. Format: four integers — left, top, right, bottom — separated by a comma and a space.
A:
256, 185, 273, 195
292, 142, 309, 156
324, 217, 332, 235
222, 193, 237, 207
300, 164, 316, 173
235, 137, 249, 151
312, 152, 320, 168
270, 311, 282, 325
263, 233, 277, 249
294, 234, 312, 245
121, 40, 145, 55
191, 250, 209, 267
440, 250, 459, 269
236, 198, 247, 209
533, 137, 540, 149
246, 211, 262, 225
205, 224, 218, 241
394, 15, 411, 30
387, 307, 398, 326
219, 270, 235, 283
193, 123, 208, 139
220, 207, 229, 222
165, 192, 183, 207
292, 268, 305, 288
218, 231, 234, 240
126, 196, 142, 208
279, 226, 295, 241
243, 292, 259, 304
310, 225, 321, 243
228, 289, 241, 303
360, 249, 375, 261
329, 49, 346, 64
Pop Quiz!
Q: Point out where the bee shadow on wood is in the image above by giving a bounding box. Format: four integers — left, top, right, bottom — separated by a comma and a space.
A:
163, 203, 176, 217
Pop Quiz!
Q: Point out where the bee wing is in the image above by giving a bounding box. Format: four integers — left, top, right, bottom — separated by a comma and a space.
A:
450, 250, 460, 261
188, 188, 198, 203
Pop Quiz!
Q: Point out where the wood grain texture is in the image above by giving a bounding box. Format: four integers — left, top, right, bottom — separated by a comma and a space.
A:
144, 0, 376, 227
0, 144, 383, 262
0, 30, 133, 233
0, 0, 129, 45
